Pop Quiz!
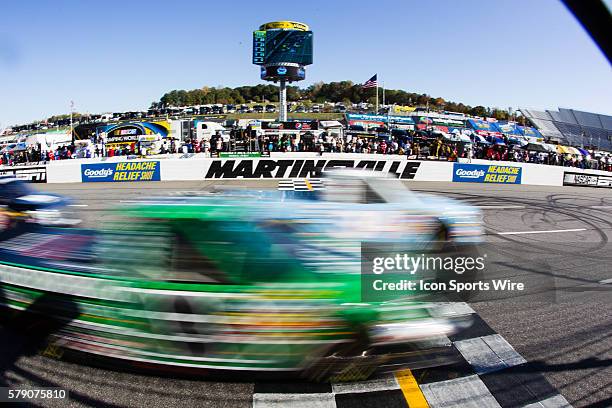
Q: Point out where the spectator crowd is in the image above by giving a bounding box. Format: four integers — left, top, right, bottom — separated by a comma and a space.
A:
243, 131, 612, 172
2, 130, 611, 172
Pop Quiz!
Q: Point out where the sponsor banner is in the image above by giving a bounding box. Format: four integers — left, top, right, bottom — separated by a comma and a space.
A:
11, 161, 46, 167
453, 163, 522, 184
106, 135, 138, 144
259, 21, 309, 31
261, 121, 318, 131
348, 120, 385, 129
346, 113, 415, 125
468, 119, 500, 133
81, 161, 160, 182
203, 159, 421, 180
392, 105, 416, 114
416, 124, 450, 133
518, 126, 542, 138
598, 175, 612, 188
417, 117, 463, 127
388, 116, 415, 125
563, 172, 612, 188
260, 65, 306, 81
0, 166, 46, 183
346, 113, 388, 122
98, 121, 170, 145
496, 122, 522, 136
218, 152, 266, 158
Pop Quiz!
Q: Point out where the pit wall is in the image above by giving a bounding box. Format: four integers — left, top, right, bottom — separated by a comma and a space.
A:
2, 153, 609, 188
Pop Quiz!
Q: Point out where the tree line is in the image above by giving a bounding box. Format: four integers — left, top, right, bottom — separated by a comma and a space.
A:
153, 81, 511, 120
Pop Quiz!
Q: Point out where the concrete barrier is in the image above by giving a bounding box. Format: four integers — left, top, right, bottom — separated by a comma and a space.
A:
11, 153, 608, 188
461, 158, 611, 187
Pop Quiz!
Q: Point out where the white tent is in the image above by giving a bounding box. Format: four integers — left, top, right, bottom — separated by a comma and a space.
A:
0, 134, 18, 144
456, 133, 472, 143
319, 120, 343, 129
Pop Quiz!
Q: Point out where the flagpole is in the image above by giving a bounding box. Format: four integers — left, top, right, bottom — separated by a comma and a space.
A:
375, 81, 379, 114
382, 82, 385, 109
70, 100, 74, 146
425, 98, 429, 132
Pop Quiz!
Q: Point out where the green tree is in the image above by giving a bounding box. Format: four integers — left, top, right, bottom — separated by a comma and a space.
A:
153, 82, 503, 118
469, 106, 487, 117
491, 109, 509, 120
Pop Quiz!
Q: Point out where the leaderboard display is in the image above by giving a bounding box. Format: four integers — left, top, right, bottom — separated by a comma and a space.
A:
252, 30, 313, 66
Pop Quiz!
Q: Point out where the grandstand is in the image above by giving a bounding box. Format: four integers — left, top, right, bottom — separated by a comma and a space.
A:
520, 108, 612, 150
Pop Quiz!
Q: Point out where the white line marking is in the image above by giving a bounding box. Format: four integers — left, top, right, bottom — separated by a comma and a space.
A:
481, 334, 528, 368
253, 393, 336, 408
522, 394, 572, 408
430, 302, 476, 317
68, 204, 88, 207
420, 375, 502, 408
590, 205, 612, 209
497, 228, 586, 236
332, 374, 399, 394
599, 278, 612, 285
478, 205, 525, 210
454, 335, 526, 375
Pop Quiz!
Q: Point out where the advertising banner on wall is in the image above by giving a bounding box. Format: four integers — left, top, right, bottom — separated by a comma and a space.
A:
346, 114, 415, 125
392, 106, 417, 114
97, 121, 171, 145
0, 165, 47, 182
81, 161, 161, 182
202, 158, 422, 179
467, 119, 502, 136
261, 121, 318, 130
453, 163, 522, 184
563, 172, 612, 188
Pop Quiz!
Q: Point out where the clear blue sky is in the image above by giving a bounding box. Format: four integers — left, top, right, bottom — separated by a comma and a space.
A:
1, 0, 610, 126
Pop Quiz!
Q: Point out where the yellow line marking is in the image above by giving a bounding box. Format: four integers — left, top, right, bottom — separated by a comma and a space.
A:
395, 369, 429, 408
304, 179, 313, 191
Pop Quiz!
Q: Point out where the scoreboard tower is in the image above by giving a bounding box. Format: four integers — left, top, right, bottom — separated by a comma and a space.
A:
252, 21, 313, 121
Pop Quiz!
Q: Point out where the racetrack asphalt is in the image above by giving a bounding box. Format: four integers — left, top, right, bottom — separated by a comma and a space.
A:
2, 180, 609, 407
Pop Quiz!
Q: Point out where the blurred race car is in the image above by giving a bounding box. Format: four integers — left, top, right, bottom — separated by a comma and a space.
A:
0, 171, 483, 381
0, 176, 80, 234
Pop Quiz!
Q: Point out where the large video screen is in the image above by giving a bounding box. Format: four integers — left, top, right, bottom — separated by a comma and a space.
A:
252, 30, 313, 66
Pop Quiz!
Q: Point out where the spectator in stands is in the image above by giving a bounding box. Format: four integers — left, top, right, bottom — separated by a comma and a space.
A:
391, 140, 398, 154
380, 140, 387, 154
421, 144, 430, 158
433, 138, 443, 158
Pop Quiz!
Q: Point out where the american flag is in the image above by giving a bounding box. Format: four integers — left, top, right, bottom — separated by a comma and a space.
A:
362, 74, 377, 88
